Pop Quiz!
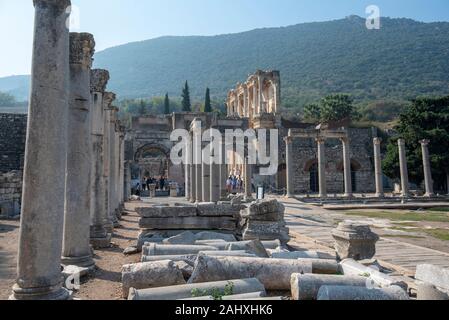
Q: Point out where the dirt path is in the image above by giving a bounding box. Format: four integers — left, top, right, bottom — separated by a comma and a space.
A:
0, 219, 20, 300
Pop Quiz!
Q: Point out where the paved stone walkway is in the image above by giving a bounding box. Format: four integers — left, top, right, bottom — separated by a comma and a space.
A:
279, 197, 449, 275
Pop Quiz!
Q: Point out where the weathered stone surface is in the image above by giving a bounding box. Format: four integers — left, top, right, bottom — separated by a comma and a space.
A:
123, 246, 140, 255
142, 243, 220, 256
301, 259, 339, 274
181, 291, 266, 301
415, 264, 449, 291
317, 285, 409, 300
272, 251, 335, 260
226, 240, 269, 258
291, 274, 367, 300
340, 259, 408, 290
121, 260, 186, 298
195, 231, 237, 242
332, 221, 379, 260
128, 278, 266, 300
188, 255, 313, 290
174, 261, 194, 280
417, 283, 449, 300
199, 251, 257, 257
242, 221, 290, 243
141, 255, 197, 265
139, 216, 236, 231
163, 231, 196, 245
196, 203, 240, 217
62, 265, 91, 279
243, 199, 285, 219
136, 206, 197, 218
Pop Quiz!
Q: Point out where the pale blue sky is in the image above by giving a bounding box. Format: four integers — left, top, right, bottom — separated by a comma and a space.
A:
1, 0, 449, 77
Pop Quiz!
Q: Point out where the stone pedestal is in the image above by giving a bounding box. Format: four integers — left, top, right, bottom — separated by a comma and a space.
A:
61, 33, 96, 271
420, 140, 434, 197
373, 138, 384, 198
11, 0, 72, 300
398, 139, 410, 198
148, 184, 156, 198
169, 183, 178, 197
332, 221, 379, 261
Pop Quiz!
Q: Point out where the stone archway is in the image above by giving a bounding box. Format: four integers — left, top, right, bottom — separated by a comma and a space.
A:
337, 160, 362, 193
134, 143, 171, 187
305, 159, 319, 193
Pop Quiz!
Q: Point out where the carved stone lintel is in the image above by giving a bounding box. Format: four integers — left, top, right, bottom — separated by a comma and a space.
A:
69, 33, 95, 67
90, 69, 110, 93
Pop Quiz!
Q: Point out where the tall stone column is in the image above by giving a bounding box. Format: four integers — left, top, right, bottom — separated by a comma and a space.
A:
202, 144, 211, 202
89, 69, 111, 249
420, 140, 434, 197
114, 122, 122, 220
185, 138, 191, 201
11, 0, 71, 301
317, 138, 327, 198
189, 138, 196, 203
398, 139, 410, 198
244, 158, 253, 201
373, 138, 384, 198
108, 108, 119, 227
124, 161, 131, 201
220, 141, 228, 199
285, 135, 294, 198
61, 33, 96, 270
210, 136, 221, 203
118, 126, 125, 209
341, 137, 353, 198
102, 93, 116, 233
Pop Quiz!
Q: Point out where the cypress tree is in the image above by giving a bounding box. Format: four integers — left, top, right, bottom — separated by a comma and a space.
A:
164, 93, 170, 114
204, 88, 212, 113
138, 99, 146, 115
181, 81, 191, 112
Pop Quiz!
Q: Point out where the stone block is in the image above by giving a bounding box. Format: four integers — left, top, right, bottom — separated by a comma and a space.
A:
317, 285, 409, 300
136, 206, 197, 218
139, 216, 236, 231
194, 231, 237, 242
415, 264, 449, 292
163, 231, 197, 245
332, 221, 379, 260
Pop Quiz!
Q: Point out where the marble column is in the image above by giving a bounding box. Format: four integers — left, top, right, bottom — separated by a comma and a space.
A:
185, 138, 191, 201
202, 145, 211, 202
118, 126, 125, 209
285, 135, 294, 198
420, 140, 434, 197
108, 108, 120, 227
341, 137, 353, 198
244, 158, 253, 201
102, 93, 116, 233
373, 138, 384, 198
124, 161, 132, 201
11, 0, 71, 301
210, 138, 221, 203
317, 138, 327, 198
61, 33, 96, 270
89, 69, 111, 249
220, 142, 228, 199
398, 139, 410, 198
114, 122, 122, 220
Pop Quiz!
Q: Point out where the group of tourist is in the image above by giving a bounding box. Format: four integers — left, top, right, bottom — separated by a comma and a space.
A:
226, 175, 245, 194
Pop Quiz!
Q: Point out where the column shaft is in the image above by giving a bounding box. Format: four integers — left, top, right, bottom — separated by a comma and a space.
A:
373, 138, 384, 197
285, 136, 294, 198
341, 138, 353, 198
398, 139, 410, 197
317, 138, 327, 198
420, 140, 434, 197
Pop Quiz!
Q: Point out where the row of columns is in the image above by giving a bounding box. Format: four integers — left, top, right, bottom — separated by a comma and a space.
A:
285, 133, 435, 198
11, 0, 127, 300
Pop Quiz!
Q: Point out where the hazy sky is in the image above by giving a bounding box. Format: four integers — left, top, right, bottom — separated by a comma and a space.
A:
1, 0, 449, 77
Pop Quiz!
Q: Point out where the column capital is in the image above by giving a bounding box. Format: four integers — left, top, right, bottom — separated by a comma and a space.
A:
90, 69, 110, 93
284, 136, 293, 144
316, 137, 326, 144
373, 137, 382, 145
69, 33, 95, 67
34, 0, 71, 11
340, 137, 349, 144
103, 92, 116, 109
397, 139, 406, 146
420, 139, 430, 146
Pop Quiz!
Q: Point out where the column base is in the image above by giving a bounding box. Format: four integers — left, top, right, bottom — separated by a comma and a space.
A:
90, 233, 112, 249
344, 193, 353, 199
10, 283, 71, 300
424, 193, 435, 198
61, 254, 96, 271
375, 193, 385, 198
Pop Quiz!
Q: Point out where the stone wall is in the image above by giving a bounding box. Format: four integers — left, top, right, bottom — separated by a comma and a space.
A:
0, 170, 22, 218
0, 113, 27, 173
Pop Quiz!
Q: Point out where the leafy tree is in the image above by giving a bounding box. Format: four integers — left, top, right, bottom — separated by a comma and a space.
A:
203, 88, 212, 113
181, 81, 191, 112
164, 93, 170, 114
383, 96, 449, 190
0, 91, 16, 107
319, 94, 356, 123
138, 99, 147, 115
303, 103, 321, 122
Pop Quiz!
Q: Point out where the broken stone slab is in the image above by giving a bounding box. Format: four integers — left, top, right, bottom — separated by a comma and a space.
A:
180, 291, 266, 300
128, 278, 266, 300
163, 231, 197, 245
141, 255, 197, 265
271, 251, 336, 260
415, 264, 449, 292
340, 259, 408, 290
139, 217, 236, 231
196, 203, 240, 217
317, 285, 409, 300
299, 259, 339, 274
226, 240, 269, 258
136, 206, 197, 218
242, 222, 290, 244
142, 243, 220, 256
290, 274, 368, 300
62, 265, 91, 280
332, 221, 379, 260
121, 260, 186, 298
195, 239, 228, 246
137, 231, 165, 250
123, 246, 140, 256
245, 199, 285, 217
188, 255, 313, 290
174, 261, 194, 280
194, 231, 237, 242
417, 283, 449, 300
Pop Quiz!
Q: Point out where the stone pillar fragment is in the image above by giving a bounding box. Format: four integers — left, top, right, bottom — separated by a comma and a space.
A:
398, 139, 410, 198
341, 137, 353, 198
11, 0, 71, 300
89, 69, 111, 248
285, 135, 294, 198
420, 140, 434, 197
373, 138, 384, 198
316, 138, 327, 198
61, 32, 96, 270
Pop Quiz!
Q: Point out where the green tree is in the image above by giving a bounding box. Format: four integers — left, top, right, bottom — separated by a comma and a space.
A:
181, 81, 191, 112
383, 96, 449, 190
0, 91, 16, 107
138, 99, 147, 115
319, 94, 356, 123
303, 103, 321, 122
203, 88, 212, 113
164, 93, 170, 114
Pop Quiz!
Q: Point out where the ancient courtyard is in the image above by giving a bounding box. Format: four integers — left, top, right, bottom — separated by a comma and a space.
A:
1, 0, 449, 305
